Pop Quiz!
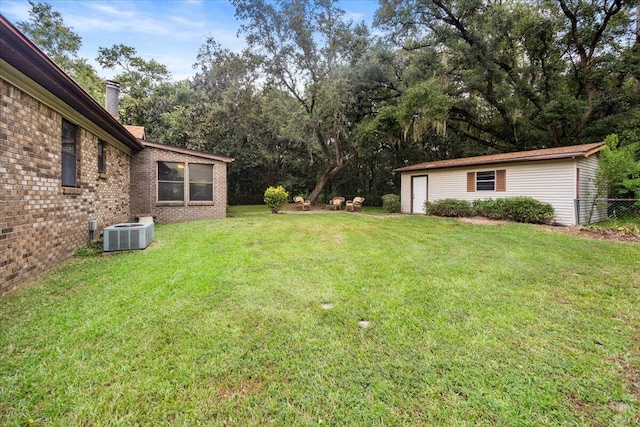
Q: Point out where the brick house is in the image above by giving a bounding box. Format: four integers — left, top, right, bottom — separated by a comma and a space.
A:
130, 140, 232, 223
0, 15, 232, 292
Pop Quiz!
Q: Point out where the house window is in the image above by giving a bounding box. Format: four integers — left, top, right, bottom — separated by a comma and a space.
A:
476, 171, 495, 191
467, 170, 506, 192
61, 119, 77, 187
158, 162, 185, 201
98, 140, 106, 174
189, 164, 214, 201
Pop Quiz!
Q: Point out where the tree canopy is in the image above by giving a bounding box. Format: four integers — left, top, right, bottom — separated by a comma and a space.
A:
17, 0, 104, 103
17, 0, 640, 205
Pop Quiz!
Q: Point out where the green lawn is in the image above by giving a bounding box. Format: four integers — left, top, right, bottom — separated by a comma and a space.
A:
1, 211, 639, 426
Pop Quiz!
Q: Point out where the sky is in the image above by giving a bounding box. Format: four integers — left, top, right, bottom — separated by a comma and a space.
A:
1, 0, 379, 81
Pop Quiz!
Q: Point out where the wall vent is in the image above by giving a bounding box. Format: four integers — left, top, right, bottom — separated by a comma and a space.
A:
103, 222, 154, 252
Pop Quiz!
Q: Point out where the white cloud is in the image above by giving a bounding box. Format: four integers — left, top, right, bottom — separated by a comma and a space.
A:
1, 1, 31, 21
87, 3, 134, 17
3, 0, 371, 81
345, 12, 365, 21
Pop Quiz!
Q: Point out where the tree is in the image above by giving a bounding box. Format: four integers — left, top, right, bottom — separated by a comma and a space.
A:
17, 1, 104, 103
191, 38, 316, 203
96, 44, 171, 99
231, 0, 371, 203
595, 134, 640, 199
121, 80, 197, 146
375, 0, 638, 151
96, 44, 174, 133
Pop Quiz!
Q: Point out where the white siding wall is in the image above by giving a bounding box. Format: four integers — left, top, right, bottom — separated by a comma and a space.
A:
400, 173, 412, 213
578, 155, 606, 224
400, 159, 581, 225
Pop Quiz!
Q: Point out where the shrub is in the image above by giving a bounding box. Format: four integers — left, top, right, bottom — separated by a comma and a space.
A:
473, 199, 501, 219
381, 194, 401, 213
427, 199, 475, 217
264, 185, 289, 213
475, 197, 554, 224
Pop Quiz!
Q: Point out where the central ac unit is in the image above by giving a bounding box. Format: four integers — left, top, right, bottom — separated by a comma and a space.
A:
103, 222, 154, 252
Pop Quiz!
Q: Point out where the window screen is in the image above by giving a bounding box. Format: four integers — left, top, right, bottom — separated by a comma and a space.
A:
98, 140, 106, 174
476, 171, 495, 191
158, 162, 185, 201
61, 119, 77, 187
189, 164, 213, 201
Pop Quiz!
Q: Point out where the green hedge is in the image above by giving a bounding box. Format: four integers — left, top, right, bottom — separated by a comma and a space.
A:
474, 197, 554, 224
426, 197, 555, 224
426, 199, 475, 217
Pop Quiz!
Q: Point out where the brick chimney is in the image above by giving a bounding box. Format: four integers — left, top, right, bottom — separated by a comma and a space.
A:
105, 80, 120, 119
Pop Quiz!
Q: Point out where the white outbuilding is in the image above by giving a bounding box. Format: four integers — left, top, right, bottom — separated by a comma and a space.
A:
394, 142, 605, 226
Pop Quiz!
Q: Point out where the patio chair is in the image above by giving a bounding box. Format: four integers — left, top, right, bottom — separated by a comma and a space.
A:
326, 197, 345, 210
293, 196, 311, 211
346, 196, 365, 212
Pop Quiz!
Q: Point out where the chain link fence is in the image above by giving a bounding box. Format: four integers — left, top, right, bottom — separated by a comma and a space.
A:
575, 198, 640, 225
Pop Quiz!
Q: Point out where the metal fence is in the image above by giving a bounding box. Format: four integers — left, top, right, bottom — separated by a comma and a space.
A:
575, 198, 640, 225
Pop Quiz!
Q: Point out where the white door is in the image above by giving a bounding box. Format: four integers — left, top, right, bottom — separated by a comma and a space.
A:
412, 176, 427, 213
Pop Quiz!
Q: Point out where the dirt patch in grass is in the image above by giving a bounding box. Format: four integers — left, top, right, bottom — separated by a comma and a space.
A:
217, 377, 264, 400
547, 226, 640, 243
458, 216, 508, 225
459, 216, 640, 243
608, 356, 640, 398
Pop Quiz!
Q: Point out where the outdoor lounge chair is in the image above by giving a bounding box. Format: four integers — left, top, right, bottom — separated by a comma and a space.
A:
346, 196, 365, 212
293, 196, 311, 211
326, 197, 345, 210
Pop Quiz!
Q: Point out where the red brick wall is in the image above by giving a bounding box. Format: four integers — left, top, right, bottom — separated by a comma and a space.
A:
1, 80, 131, 292
130, 146, 228, 223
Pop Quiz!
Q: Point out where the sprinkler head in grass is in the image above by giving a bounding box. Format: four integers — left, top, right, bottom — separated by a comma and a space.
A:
358, 320, 372, 329
321, 302, 334, 310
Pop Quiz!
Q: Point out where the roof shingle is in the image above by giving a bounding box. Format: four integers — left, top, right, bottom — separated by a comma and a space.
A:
394, 142, 605, 173
124, 125, 145, 139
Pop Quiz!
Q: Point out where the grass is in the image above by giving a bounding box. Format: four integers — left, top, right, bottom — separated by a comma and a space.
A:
226, 203, 388, 216
1, 211, 639, 426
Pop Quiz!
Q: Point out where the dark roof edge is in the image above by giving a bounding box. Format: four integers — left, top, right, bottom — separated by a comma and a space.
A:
0, 14, 143, 152
394, 143, 605, 173
141, 140, 235, 163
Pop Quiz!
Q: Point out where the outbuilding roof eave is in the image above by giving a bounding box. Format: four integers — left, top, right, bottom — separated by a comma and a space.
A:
393, 142, 605, 173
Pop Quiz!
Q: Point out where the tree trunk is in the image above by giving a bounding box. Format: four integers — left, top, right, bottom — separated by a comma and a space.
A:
308, 163, 348, 204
